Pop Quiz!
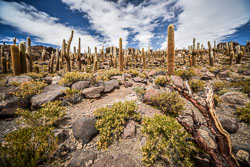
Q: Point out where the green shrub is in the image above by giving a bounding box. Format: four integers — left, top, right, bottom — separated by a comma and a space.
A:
94, 101, 141, 149
133, 87, 146, 96
16, 101, 66, 127
230, 80, 250, 94
213, 94, 222, 107
213, 80, 227, 91
236, 103, 250, 124
59, 71, 92, 85
10, 81, 21, 87
0, 126, 57, 167
26, 72, 44, 79
149, 91, 184, 117
154, 76, 167, 86
188, 79, 205, 92
218, 88, 232, 95
126, 69, 139, 77
64, 88, 81, 99
139, 72, 147, 79
103, 68, 122, 78
95, 75, 109, 82
141, 115, 197, 166
174, 68, 197, 80
14, 80, 48, 99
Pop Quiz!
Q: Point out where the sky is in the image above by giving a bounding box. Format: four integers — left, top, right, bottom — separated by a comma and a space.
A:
0, 0, 249, 52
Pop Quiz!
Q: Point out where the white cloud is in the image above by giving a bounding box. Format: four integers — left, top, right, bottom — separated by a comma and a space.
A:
0, 0, 102, 51
162, 0, 250, 49
61, 0, 177, 49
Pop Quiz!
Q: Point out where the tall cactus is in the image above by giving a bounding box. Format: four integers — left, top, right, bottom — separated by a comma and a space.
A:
77, 37, 81, 70
11, 45, 21, 76
208, 41, 214, 66
229, 51, 234, 66
1, 57, 7, 73
191, 38, 196, 66
65, 30, 74, 72
142, 48, 146, 69
26, 37, 33, 72
19, 42, 27, 74
167, 24, 175, 75
41, 49, 46, 61
114, 47, 118, 68
119, 38, 123, 72
55, 48, 60, 71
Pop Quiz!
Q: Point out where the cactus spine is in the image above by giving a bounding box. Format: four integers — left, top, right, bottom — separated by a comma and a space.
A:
167, 24, 175, 75
11, 45, 21, 76
119, 38, 123, 72
77, 38, 81, 70
19, 42, 27, 74
26, 37, 33, 72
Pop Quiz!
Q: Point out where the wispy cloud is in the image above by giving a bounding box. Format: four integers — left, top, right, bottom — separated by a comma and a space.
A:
161, 0, 250, 49
61, 0, 177, 49
0, 0, 102, 51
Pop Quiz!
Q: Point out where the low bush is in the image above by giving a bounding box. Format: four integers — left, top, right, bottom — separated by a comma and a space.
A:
230, 80, 250, 94
149, 91, 184, 117
94, 101, 141, 149
154, 76, 167, 86
188, 79, 205, 92
133, 86, 146, 96
26, 72, 44, 79
174, 68, 197, 80
236, 103, 250, 124
126, 69, 139, 77
59, 71, 92, 85
141, 114, 197, 166
14, 80, 47, 99
213, 80, 227, 91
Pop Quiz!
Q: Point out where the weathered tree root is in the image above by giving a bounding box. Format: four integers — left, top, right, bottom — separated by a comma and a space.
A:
167, 78, 239, 167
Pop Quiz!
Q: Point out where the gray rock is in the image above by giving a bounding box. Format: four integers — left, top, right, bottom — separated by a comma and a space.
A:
143, 88, 159, 103
94, 153, 137, 167
170, 75, 184, 88
72, 81, 90, 91
0, 97, 28, 118
220, 92, 249, 105
103, 80, 119, 93
31, 84, 67, 108
69, 150, 95, 167
72, 116, 98, 144
123, 120, 136, 139
201, 71, 215, 80
133, 77, 146, 83
198, 129, 216, 149
82, 87, 104, 98
219, 117, 239, 133
7, 75, 33, 85
124, 81, 133, 88
52, 76, 62, 84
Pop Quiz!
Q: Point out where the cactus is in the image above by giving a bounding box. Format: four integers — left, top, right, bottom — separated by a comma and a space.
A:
229, 51, 234, 66
208, 41, 214, 66
236, 51, 243, 64
167, 24, 175, 75
119, 38, 123, 72
191, 38, 196, 66
55, 48, 60, 71
114, 48, 118, 68
64, 30, 74, 72
77, 37, 81, 70
26, 37, 33, 72
142, 48, 146, 69
1, 57, 7, 73
19, 42, 27, 74
34, 66, 39, 73
11, 45, 21, 76
41, 49, 46, 61
13, 38, 16, 45
49, 51, 55, 73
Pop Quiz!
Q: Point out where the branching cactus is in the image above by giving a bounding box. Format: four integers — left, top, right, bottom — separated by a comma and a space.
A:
19, 42, 27, 74
11, 45, 21, 76
119, 38, 123, 72
55, 48, 60, 71
77, 37, 81, 70
64, 30, 74, 72
26, 37, 33, 72
167, 24, 175, 75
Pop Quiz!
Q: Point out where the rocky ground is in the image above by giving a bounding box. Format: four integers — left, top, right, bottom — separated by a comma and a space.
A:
0, 50, 250, 167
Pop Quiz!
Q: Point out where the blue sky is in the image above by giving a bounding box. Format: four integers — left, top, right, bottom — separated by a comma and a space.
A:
0, 0, 249, 51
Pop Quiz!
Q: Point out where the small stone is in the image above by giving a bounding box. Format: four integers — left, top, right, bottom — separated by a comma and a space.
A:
236, 150, 250, 165
69, 150, 95, 167
123, 121, 136, 139
82, 86, 104, 98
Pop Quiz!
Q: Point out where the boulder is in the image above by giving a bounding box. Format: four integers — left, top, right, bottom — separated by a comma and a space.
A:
72, 81, 90, 91
170, 75, 184, 88
52, 76, 62, 85
103, 80, 119, 93
219, 117, 239, 133
143, 88, 159, 103
220, 92, 249, 105
7, 75, 33, 85
124, 81, 133, 88
31, 84, 67, 108
201, 71, 215, 80
94, 153, 137, 167
69, 150, 95, 167
123, 120, 136, 139
133, 77, 146, 83
82, 86, 104, 98
72, 116, 98, 144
